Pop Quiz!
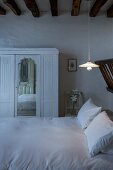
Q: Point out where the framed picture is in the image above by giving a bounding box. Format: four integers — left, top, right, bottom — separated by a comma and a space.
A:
68, 59, 77, 72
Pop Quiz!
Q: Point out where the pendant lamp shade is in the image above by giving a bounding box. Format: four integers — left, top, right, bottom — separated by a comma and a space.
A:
79, 0, 99, 71
79, 61, 99, 71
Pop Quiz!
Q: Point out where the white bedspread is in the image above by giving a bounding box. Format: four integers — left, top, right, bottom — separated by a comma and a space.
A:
0, 117, 113, 170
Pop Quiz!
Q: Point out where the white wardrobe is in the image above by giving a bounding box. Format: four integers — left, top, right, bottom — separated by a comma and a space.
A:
0, 48, 59, 117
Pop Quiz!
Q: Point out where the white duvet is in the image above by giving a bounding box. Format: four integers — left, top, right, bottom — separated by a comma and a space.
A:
0, 117, 113, 170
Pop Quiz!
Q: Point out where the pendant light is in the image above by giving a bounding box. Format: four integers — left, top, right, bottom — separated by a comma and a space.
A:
79, 0, 99, 71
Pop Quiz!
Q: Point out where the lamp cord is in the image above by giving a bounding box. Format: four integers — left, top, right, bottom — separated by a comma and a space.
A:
87, 0, 91, 62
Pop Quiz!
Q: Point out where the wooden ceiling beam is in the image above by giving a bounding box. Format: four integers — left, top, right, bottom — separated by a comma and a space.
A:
49, 0, 58, 16
24, 0, 40, 17
107, 4, 113, 17
3, 0, 21, 15
0, 6, 6, 15
90, 0, 108, 17
71, 0, 81, 16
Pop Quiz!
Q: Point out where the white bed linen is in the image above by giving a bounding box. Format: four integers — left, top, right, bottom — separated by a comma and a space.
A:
0, 117, 113, 170
18, 94, 36, 102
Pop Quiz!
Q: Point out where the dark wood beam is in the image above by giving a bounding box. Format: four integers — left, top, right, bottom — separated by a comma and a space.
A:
3, 0, 21, 15
71, 0, 81, 16
100, 64, 113, 90
0, 6, 6, 15
24, 0, 40, 17
49, 0, 58, 16
90, 0, 108, 17
107, 87, 113, 93
95, 59, 113, 93
107, 4, 113, 17
108, 63, 113, 75
95, 58, 113, 64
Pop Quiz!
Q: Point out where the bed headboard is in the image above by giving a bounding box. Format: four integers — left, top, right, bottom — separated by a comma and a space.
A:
105, 109, 113, 121
95, 59, 113, 93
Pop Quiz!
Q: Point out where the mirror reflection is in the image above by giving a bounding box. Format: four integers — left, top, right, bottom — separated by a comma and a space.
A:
17, 58, 36, 116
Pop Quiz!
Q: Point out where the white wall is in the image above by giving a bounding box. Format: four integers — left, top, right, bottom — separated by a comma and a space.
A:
0, 12, 113, 115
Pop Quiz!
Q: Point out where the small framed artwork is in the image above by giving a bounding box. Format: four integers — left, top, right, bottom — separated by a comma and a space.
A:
68, 59, 77, 72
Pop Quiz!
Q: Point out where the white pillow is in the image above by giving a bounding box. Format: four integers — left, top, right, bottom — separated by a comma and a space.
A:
85, 111, 113, 157
77, 98, 101, 129
18, 94, 36, 102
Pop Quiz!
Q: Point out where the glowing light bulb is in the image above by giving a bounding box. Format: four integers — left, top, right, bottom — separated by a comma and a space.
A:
87, 66, 92, 71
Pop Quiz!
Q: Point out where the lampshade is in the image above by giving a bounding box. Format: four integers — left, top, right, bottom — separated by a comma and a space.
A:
79, 61, 99, 71
79, 0, 99, 71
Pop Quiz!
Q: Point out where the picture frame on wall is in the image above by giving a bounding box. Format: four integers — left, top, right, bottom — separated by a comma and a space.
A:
68, 59, 77, 72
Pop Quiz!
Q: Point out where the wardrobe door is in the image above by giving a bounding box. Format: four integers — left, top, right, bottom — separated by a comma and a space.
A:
0, 55, 15, 117
40, 55, 58, 117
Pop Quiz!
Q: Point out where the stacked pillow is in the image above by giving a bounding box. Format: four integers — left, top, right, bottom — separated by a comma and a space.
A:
85, 111, 113, 157
77, 98, 113, 157
77, 98, 102, 129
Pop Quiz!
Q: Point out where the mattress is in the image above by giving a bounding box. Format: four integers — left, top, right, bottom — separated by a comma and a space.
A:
0, 117, 113, 170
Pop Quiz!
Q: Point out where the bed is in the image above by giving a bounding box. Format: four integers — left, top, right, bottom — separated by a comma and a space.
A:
17, 94, 36, 116
0, 116, 113, 170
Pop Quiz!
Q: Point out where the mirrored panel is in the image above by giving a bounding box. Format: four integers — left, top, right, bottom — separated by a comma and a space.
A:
17, 58, 36, 116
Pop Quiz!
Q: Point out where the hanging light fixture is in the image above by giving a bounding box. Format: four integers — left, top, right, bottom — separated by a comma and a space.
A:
79, 0, 99, 71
